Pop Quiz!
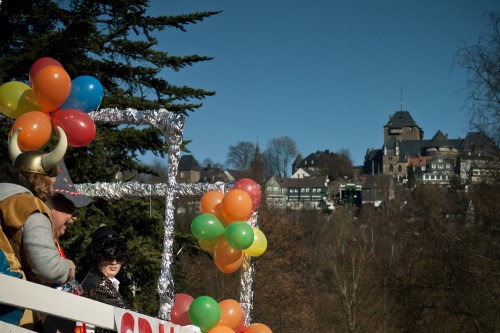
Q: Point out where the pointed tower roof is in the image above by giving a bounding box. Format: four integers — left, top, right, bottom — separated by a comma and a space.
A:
253, 142, 262, 162
428, 130, 451, 148
384, 111, 418, 128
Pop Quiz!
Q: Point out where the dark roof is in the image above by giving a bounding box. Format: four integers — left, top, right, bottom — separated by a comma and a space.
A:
427, 130, 452, 148
284, 177, 327, 188
385, 137, 398, 149
384, 111, 418, 128
298, 150, 335, 168
226, 169, 247, 181
396, 137, 463, 158
459, 132, 499, 156
398, 140, 423, 157
365, 148, 382, 161
362, 175, 393, 189
178, 155, 200, 172
199, 165, 228, 183
293, 154, 303, 165
268, 176, 327, 189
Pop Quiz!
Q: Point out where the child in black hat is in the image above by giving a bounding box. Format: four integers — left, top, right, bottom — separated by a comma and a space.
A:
80, 226, 133, 332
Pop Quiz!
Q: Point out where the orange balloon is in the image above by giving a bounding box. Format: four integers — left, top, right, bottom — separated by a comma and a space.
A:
214, 239, 243, 274
213, 203, 229, 226
217, 299, 243, 330
201, 191, 225, 214
32, 65, 71, 112
221, 189, 253, 223
244, 323, 272, 333
199, 236, 223, 254
208, 326, 235, 333
11, 111, 52, 150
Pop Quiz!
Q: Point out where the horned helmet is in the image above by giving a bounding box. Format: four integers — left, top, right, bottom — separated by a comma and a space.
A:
8, 126, 68, 176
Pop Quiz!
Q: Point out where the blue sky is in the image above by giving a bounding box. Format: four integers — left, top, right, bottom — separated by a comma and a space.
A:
147, 1, 500, 168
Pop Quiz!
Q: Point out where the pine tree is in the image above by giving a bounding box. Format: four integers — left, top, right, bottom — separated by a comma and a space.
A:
0, 0, 220, 313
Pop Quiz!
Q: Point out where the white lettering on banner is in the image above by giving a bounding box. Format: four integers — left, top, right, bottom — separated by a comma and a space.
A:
113, 308, 201, 333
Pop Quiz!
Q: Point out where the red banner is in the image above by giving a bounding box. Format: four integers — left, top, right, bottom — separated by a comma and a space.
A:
113, 308, 201, 333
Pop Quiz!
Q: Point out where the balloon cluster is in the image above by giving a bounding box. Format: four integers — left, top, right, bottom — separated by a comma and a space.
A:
191, 178, 268, 274
170, 293, 272, 333
0, 57, 102, 149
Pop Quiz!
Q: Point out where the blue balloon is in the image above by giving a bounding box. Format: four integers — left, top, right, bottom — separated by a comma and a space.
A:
60, 75, 103, 113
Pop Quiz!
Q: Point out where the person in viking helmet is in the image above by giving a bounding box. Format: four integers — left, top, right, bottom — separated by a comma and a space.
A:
0, 126, 76, 329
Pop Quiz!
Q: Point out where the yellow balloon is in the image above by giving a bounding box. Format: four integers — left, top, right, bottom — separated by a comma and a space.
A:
243, 227, 267, 257
0, 81, 40, 118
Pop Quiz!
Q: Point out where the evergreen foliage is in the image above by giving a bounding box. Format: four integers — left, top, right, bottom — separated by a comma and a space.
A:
0, 0, 220, 314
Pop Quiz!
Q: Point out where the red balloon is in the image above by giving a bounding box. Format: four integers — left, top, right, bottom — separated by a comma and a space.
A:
170, 293, 194, 326
234, 317, 245, 333
233, 178, 262, 211
29, 57, 63, 85
51, 109, 96, 147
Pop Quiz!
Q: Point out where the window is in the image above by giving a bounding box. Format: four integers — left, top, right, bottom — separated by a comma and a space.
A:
389, 164, 394, 172
398, 165, 402, 172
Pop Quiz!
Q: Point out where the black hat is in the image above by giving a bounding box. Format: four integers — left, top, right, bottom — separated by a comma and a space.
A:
87, 226, 128, 264
52, 160, 93, 208
91, 225, 120, 245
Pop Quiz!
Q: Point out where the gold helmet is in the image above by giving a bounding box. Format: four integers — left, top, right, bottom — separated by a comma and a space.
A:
9, 126, 68, 175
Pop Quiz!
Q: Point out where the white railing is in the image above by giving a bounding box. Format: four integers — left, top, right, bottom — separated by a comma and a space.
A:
0, 274, 198, 333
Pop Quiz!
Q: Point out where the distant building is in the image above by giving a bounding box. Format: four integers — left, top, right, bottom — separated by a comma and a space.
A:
361, 175, 394, 208
176, 155, 201, 183
458, 132, 500, 185
177, 108, 498, 212
363, 110, 499, 187
264, 176, 329, 210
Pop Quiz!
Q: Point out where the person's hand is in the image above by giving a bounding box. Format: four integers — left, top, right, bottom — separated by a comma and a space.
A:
66, 259, 76, 281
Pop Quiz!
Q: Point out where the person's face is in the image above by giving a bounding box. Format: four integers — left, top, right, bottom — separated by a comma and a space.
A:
97, 258, 123, 278
51, 197, 77, 240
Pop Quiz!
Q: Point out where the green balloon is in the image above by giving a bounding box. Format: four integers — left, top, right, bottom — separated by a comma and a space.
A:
225, 221, 255, 250
188, 296, 221, 332
191, 214, 225, 241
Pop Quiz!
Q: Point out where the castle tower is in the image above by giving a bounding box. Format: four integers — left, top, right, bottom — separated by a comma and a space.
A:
383, 111, 423, 144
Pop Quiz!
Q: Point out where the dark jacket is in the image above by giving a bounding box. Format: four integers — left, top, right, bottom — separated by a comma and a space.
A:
81, 267, 133, 333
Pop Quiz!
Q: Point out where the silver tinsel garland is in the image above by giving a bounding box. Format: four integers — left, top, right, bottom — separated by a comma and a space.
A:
76, 108, 256, 324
